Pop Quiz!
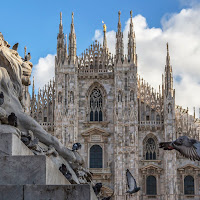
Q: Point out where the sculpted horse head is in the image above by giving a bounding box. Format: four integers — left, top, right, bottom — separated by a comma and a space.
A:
0, 32, 33, 100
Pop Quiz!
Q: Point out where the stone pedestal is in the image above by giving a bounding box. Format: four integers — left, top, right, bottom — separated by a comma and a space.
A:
0, 155, 69, 185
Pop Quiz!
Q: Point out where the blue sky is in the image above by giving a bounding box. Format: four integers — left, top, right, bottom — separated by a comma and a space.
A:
1, 0, 200, 114
0, 0, 188, 65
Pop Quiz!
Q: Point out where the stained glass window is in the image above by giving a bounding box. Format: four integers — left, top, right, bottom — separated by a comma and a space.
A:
90, 145, 102, 168
90, 88, 103, 121
145, 138, 156, 160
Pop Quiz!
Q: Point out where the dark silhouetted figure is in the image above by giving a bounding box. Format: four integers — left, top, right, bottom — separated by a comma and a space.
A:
93, 183, 102, 196
8, 112, 17, 127
72, 143, 82, 151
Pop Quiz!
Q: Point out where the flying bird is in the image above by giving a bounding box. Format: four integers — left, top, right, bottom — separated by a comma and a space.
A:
93, 183, 102, 196
12, 43, 19, 51
159, 136, 200, 161
126, 169, 140, 194
0, 92, 4, 106
8, 112, 17, 127
72, 142, 82, 151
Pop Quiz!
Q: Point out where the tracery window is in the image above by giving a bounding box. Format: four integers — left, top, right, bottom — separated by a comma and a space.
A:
146, 176, 157, 195
184, 176, 194, 195
90, 145, 102, 168
145, 138, 156, 160
90, 88, 103, 121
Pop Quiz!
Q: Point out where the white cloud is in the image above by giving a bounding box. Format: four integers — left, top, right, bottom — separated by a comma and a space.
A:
93, 5, 200, 116
31, 54, 55, 93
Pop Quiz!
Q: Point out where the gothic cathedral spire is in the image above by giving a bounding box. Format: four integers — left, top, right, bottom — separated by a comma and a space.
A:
164, 43, 174, 98
128, 10, 137, 65
116, 11, 124, 63
57, 12, 65, 62
68, 12, 77, 64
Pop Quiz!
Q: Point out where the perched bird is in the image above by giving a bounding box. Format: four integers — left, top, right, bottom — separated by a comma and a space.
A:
0, 92, 4, 106
93, 183, 102, 196
21, 135, 31, 146
126, 169, 140, 194
25, 52, 31, 61
65, 171, 72, 181
8, 112, 17, 127
59, 164, 67, 174
159, 136, 200, 161
72, 143, 82, 151
12, 43, 19, 51
59, 164, 72, 181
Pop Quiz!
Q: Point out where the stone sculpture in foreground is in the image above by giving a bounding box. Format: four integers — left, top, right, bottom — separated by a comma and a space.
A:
0, 32, 91, 185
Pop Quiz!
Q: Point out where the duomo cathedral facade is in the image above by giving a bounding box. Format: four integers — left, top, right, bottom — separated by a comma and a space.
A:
27, 11, 200, 200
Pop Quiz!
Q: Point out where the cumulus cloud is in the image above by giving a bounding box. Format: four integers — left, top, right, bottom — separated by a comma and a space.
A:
93, 5, 200, 116
31, 54, 55, 93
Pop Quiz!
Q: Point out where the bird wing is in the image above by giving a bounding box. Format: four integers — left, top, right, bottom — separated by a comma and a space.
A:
126, 169, 137, 191
173, 141, 200, 161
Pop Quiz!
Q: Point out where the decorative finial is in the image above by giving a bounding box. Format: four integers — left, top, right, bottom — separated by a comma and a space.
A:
130, 10, 133, 18
103, 23, 107, 32
118, 11, 121, 19
60, 12, 62, 25
72, 12, 74, 24
167, 42, 169, 52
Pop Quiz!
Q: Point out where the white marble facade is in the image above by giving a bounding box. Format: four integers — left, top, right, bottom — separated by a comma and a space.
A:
30, 11, 200, 200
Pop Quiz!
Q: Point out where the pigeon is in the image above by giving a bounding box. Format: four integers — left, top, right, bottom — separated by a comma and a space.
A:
59, 164, 72, 181
93, 183, 102, 196
12, 43, 19, 51
0, 92, 4, 106
21, 135, 31, 146
8, 112, 17, 127
126, 169, 140, 194
72, 143, 82, 151
159, 136, 200, 161
25, 52, 31, 61
59, 164, 67, 174
65, 171, 72, 181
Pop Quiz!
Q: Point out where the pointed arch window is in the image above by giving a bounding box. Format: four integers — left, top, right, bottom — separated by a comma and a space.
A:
90, 145, 102, 168
184, 176, 194, 195
90, 88, 103, 121
145, 138, 156, 160
146, 176, 157, 195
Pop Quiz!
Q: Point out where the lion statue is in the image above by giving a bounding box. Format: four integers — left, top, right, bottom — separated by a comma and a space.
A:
0, 33, 91, 184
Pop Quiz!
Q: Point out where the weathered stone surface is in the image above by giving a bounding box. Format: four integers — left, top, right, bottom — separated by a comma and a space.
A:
0, 185, 23, 200
24, 184, 98, 200
0, 155, 69, 185
0, 133, 33, 156
0, 185, 97, 200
